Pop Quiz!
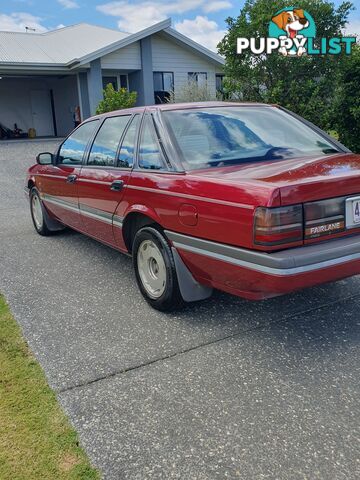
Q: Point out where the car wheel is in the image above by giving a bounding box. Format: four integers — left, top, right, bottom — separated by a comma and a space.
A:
133, 226, 185, 311
30, 188, 54, 236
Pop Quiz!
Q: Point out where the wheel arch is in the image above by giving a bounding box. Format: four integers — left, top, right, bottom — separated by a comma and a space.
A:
122, 208, 163, 253
28, 177, 36, 190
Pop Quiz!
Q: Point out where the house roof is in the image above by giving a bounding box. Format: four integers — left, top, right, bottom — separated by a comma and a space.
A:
0, 23, 129, 65
0, 19, 224, 69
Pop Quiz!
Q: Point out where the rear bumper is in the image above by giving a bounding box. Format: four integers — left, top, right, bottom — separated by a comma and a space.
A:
166, 231, 360, 299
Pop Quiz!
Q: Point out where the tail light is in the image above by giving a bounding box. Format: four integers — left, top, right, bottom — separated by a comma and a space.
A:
254, 205, 303, 246
304, 197, 345, 239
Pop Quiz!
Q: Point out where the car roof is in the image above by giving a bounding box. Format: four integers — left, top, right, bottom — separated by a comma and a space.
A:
150, 101, 271, 111
90, 101, 273, 120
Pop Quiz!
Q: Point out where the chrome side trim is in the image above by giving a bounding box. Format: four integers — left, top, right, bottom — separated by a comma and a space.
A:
42, 194, 124, 228
127, 185, 253, 210
79, 205, 113, 225
165, 230, 360, 276
113, 216, 123, 228
43, 194, 79, 214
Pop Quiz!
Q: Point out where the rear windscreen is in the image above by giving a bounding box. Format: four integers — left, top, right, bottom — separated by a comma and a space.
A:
162, 107, 338, 170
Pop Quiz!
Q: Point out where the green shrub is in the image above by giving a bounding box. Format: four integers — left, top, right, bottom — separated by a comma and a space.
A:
166, 79, 215, 103
96, 84, 137, 114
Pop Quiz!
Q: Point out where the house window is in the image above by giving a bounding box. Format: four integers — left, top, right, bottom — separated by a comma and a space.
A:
119, 75, 128, 89
153, 72, 174, 104
102, 76, 118, 90
216, 74, 224, 93
188, 72, 207, 86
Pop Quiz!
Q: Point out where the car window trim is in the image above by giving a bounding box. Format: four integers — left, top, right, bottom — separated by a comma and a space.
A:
134, 113, 169, 173
55, 119, 100, 166
116, 113, 142, 169
83, 114, 133, 169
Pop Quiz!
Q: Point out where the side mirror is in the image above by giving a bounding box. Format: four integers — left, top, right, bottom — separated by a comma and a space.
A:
36, 152, 54, 165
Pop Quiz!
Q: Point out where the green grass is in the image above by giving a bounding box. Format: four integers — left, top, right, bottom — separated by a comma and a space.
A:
0, 295, 100, 480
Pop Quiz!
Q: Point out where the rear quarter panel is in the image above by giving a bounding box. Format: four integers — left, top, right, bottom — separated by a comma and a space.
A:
117, 171, 281, 249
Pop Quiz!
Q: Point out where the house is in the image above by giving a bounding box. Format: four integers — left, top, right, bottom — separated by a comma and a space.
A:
0, 19, 224, 137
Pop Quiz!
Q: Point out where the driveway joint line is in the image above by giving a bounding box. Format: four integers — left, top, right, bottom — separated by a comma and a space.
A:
57, 291, 360, 394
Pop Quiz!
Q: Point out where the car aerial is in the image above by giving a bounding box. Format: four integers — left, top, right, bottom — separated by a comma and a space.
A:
25, 102, 360, 311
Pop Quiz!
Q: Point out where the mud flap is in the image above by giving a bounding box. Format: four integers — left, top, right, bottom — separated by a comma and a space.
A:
41, 201, 66, 232
172, 247, 213, 302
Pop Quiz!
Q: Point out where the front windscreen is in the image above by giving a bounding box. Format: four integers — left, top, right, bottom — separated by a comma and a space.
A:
162, 107, 339, 170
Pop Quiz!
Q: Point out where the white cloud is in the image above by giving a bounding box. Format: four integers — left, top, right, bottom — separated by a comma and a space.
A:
0, 12, 47, 32
96, 0, 231, 32
203, 1, 232, 13
175, 15, 225, 51
344, 19, 360, 37
57, 0, 79, 9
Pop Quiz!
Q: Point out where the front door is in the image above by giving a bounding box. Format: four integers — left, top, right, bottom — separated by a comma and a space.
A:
40, 120, 100, 230
30, 90, 54, 136
77, 113, 141, 246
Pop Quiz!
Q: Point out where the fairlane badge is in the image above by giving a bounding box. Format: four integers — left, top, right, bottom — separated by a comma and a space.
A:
306, 221, 344, 238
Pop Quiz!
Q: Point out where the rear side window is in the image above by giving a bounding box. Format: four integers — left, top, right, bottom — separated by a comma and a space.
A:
118, 115, 140, 168
88, 115, 131, 167
58, 120, 99, 165
138, 116, 167, 170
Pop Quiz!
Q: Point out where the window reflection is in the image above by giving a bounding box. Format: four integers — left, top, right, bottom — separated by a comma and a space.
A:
138, 117, 165, 170
58, 121, 99, 165
88, 116, 130, 167
118, 115, 140, 168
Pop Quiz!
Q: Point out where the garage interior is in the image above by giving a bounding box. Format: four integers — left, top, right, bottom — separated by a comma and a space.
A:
0, 74, 79, 139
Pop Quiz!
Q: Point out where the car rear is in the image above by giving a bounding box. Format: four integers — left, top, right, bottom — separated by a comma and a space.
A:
161, 103, 360, 299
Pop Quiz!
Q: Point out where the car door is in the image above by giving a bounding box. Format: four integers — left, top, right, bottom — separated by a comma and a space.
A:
40, 120, 99, 230
77, 113, 141, 246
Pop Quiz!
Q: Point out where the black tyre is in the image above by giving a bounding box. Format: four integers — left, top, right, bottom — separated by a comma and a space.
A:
132, 226, 185, 311
29, 187, 56, 236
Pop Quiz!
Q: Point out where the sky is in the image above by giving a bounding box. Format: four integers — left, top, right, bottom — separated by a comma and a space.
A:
0, 0, 359, 51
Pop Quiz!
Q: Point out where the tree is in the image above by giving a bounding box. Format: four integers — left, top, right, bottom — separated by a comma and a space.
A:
218, 0, 355, 137
332, 44, 360, 152
96, 84, 137, 114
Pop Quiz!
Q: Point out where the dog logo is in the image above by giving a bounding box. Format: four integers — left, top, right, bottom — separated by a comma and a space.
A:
269, 7, 315, 56
236, 6, 356, 56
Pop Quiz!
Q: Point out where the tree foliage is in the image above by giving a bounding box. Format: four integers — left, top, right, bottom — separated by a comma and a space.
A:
218, 0, 359, 151
332, 44, 360, 151
96, 84, 137, 114
167, 79, 216, 103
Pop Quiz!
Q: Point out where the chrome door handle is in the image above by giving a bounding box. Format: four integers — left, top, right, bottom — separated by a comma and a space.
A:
67, 174, 77, 183
110, 180, 124, 191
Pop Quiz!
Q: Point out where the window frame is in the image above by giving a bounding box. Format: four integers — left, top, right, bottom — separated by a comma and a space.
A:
84, 114, 132, 169
153, 72, 174, 92
116, 113, 141, 169
216, 74, 225, 93
102, 76, 118, 90
55, 119, 100, 166
188, 72, 208, 84
135, 113, 170, 172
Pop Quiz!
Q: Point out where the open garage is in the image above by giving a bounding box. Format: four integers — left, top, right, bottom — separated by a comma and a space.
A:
0, 74, 78, 137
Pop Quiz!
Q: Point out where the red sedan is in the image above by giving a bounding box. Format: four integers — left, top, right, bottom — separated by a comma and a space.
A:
25, 102, 360, 310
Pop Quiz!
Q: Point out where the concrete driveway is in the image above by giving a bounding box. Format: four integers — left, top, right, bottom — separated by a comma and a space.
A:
0, 140, 359, 479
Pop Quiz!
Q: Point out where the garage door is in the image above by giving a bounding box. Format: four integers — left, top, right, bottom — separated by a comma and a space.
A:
30, 90, 54, 136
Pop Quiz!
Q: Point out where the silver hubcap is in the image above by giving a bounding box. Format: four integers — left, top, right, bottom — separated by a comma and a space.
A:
137, 240, 167, 299
32, 194, 43, 229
